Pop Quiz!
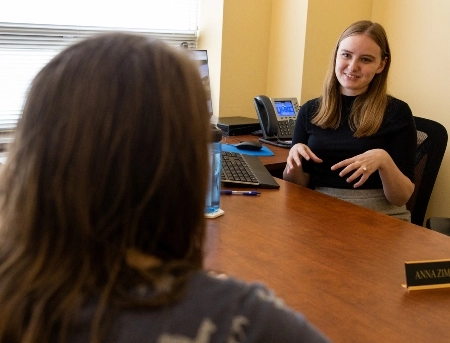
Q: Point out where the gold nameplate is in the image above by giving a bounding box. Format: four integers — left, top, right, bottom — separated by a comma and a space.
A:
404, 259, 450, 290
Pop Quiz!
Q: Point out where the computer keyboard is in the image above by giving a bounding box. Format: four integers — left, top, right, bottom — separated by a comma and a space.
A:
221, 151, 279, 189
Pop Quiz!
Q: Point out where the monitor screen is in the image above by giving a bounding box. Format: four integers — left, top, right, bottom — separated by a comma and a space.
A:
188, 50, 213, 117
274, 100, 296, 117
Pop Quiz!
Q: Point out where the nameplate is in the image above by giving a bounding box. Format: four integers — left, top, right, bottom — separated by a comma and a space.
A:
404, 259, 450, 290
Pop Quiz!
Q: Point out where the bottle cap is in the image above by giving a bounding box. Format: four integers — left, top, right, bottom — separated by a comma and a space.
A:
210, 125, 222, 143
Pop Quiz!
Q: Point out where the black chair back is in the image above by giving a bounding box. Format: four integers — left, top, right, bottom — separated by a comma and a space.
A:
406, 116, 448, 226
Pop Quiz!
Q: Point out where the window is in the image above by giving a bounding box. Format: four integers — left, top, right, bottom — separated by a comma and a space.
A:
0, 0, 199, 133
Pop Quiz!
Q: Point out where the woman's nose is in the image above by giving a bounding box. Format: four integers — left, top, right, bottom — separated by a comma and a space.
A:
347, 59, 359, 71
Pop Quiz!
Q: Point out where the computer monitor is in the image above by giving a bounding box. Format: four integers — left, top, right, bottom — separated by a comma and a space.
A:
188, 50, 213, 117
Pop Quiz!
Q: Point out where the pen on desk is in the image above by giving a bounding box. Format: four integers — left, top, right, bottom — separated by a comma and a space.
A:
221, 190, 261, 196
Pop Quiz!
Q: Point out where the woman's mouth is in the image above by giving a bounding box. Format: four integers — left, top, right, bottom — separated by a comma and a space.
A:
344, 73, 359, 79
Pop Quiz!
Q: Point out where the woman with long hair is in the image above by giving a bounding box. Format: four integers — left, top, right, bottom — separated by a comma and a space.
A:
284, 20, 416, 221
0, 33, 329, 342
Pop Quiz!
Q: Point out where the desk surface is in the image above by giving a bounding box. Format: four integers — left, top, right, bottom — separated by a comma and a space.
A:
204, 179, 450, 343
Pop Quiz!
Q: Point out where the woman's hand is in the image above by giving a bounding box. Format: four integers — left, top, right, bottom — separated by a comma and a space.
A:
331, 149, 414, 206
283, 143, 322, 186
286, 143, 323, 171
331, 149, 386, 188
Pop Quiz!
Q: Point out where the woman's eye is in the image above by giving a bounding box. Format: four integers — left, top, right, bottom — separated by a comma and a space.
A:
341, 53, 350, 58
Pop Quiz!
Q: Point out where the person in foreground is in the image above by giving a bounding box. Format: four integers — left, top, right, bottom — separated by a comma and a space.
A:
283, 20, 416, 221
0, 33, 330, 342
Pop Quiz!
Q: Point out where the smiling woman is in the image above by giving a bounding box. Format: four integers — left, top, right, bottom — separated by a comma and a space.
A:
335, 34, 387, 96
283, 20, 417, 222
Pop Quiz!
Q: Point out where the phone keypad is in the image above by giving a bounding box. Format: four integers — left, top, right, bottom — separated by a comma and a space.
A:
278, 120, 296, 138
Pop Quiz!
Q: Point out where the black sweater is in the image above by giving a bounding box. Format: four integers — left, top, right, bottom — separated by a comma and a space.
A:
292, 95, 416, 189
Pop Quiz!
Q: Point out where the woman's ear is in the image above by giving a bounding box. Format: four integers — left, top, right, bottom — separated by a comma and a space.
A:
376, 56, 388, 74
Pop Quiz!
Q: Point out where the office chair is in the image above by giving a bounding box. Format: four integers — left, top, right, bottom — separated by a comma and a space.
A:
406, 116, 448, 226
425, 217, 450, 236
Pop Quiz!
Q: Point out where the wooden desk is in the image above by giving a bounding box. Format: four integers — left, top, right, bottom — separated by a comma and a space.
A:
204, 179, 450, 343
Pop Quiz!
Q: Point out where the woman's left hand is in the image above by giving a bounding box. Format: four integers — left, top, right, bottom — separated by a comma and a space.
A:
331, 149, 388, 188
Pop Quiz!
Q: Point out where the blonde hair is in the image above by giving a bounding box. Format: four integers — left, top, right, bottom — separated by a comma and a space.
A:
312, 20, 391, 137
0, 33, 210, 342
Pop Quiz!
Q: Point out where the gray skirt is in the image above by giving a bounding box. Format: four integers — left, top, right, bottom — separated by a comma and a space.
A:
315, 187, 411, 222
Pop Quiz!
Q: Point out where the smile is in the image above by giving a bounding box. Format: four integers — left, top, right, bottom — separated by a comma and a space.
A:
344, 73, 359, 79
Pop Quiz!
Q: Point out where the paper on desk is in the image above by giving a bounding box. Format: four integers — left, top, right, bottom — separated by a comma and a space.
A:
221, 144, 274, 156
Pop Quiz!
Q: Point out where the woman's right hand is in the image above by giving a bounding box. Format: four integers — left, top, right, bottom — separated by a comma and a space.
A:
283, 143, 322, 186
285, 143, 322, 173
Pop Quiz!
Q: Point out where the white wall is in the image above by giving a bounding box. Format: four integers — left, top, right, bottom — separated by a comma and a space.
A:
266, 0, 308, 100
198, 0, 273, 119
372, 0, 450, 221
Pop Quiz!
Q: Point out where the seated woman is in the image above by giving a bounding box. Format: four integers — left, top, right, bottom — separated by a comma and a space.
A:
284, 20, 416, 222
0, 33, 330, 342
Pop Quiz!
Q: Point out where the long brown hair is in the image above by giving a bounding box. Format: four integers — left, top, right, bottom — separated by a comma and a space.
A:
312, 20, 391, 137
0, 33, 210, 342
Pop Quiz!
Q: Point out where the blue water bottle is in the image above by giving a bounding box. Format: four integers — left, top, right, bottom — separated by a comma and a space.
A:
205, 126, 223, 217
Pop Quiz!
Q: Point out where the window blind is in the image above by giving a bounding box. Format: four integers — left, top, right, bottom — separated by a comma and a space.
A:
0, 0, 199, 132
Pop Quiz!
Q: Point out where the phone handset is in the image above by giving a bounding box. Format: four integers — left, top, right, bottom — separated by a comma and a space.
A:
253, 95, 299, 141
254, 95, 278, 139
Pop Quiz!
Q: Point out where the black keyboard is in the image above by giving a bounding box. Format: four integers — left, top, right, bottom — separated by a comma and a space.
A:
221, 151, 279, 189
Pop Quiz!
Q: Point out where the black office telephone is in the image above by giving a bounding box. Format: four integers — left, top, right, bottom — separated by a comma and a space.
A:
253, 95, 299, 142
